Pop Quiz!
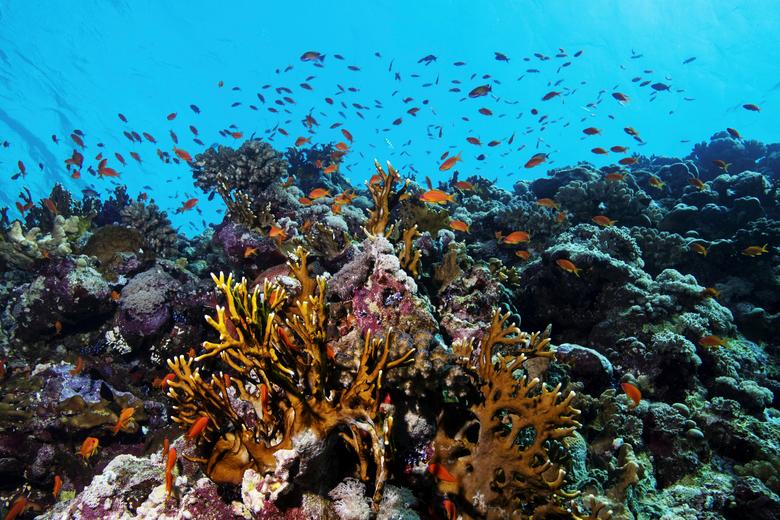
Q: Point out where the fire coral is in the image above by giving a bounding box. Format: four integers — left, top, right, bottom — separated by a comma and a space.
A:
166, 247, 414, 508
431, 311, 582, 518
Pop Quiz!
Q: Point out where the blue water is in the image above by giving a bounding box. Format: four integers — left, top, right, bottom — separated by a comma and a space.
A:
1, 1, 778, 234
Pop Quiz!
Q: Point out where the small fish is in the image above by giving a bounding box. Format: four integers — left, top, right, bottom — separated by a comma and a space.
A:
439, 152, 462, 171
691, 243, 709, 256
165, 447, 177, 497
426, 463, 457, 482
702, 287, 720, 299
79, 436, 100, 460
173, 147, 193, 162
448, 220, 470, 233
699, 335, 727, 348
323, 164, 338, 174
294, 136, 311, 147
536, 198, 559, 210
112, 407, 135, 435
442, 499, 457, 520
592, 215, 617, 227
591, 147, 609, 155
3, 496, 28, 520
176, 198, 198, 213
515, 250, 531, 261
166, 112, 177, 120
186, 415, 209, 440
453, 181, 475, 191
69, 356, 85, 376
742, 243, 768, 257
604, 172, 626, 182
619, 156, 638, 165
610, 145, 629, 153
341, 128, 353, 143
612, 92, 630, 103
646, 175, 666, 190
499, 230, 531, 244
542, 91, 561, 101
420, 189, 456, 204
468, 84, 491, 98
726, 127, 741, 139
556, 258, 581, 276
268, 225, 288, 242
300, 51, 325, 62
230, 131, 244, 139
524, 153, 547, 168
582, 127, 601, 135
742, 103, 761, 112
466, 136, 481, 146
688, 177, 707, 190
621, 382, 641, 408
712, 159, 730, 171
53, 475, 62, 499
309, 188, 331, 199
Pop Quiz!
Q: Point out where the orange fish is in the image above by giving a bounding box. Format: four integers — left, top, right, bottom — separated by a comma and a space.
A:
53, 475, 62, 499
341, 128, 353, 143
648, 175, 666, 189
515, 250, 531, 261
556, 258, 581, 276
282, 175, 295, 188
621, 382, 641, 408
742, 244, 768, 257
230, 131, 243, 139
112, 407, 135, 435
453, 181, 475, 191
604, 172, 626, 182
165, 447, 177, 497
298, 197, 313, 206
243, 246, 258, 258
186, 415, 209, 440
176, 198, 198, 213
309, 188, 331, 199
173, 147, 193, 162
156, 373, 175, 390
3, 496, 28, 520
691, 243, 708, 256
420, 189, 456, 204
269, 225, 287, 242
323, 164, 338, 174
702, 287, 720, 299
43, 198, 58, 215
556, 211, 567, 223
536, 198, 559, 210
712, 159, 730, 172
111, 290, 121, 301
592, 215, 617, 227
442, 499, 457, 520
294, 136, 311, 147
688, 177, 707, 190
448, 220, 470, 233
335, 141, 349, 151
426, 463, 457, 482
524, 153, 547, 168
69, 356, 85, 376
439, 152, 462, 171
699, 335, 727, 348
619, 157, 638, 165
79, 436, 100, 460
500, 231, 531, 245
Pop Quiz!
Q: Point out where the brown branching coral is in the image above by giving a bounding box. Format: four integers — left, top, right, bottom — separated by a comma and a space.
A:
365, 160, 408, 237
217, 181, 274, 230
398, 225, 422, 277
166, 247, 413, 509
432, 311, 581, 518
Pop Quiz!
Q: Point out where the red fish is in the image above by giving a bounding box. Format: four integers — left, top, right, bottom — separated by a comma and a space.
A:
621, 382, 641, 408
468, 84, 491, 98
166, 112, 177, 120
186, 415, 209, 440
427, 463, 457, 482
176, 198, 198, 213
173, 147, 193, 162
439, 152, 462, 171
165, 447, 177, 497
341, 128, 353, 143
524, 153, 547, 168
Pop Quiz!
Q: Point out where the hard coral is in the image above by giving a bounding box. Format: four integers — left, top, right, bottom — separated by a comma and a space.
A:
432, 311, 581, 518
365, 160, 408, 237
166, 247, 413, 509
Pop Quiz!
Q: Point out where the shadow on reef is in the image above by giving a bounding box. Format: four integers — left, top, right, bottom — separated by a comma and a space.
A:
1, 132, 779, 519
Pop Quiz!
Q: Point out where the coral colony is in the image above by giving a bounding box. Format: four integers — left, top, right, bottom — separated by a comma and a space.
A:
1, 129, 779, 519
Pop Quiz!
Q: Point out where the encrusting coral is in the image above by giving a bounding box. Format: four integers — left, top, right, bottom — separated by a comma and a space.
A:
431, 311, 582, 518
165, 246, 414, 509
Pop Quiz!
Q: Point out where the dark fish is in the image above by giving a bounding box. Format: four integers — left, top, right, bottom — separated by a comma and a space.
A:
683, 56, 696, 64
190, 104, 200, 113
417, 54, 437, 65
651, 82, 670, 91
494, 51, 509, 62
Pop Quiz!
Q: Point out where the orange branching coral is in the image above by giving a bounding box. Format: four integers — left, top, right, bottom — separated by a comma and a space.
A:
166, 247, 414, 508
432, 311, 581, 518
398, 225, 422, 277
365, 160, 408, 237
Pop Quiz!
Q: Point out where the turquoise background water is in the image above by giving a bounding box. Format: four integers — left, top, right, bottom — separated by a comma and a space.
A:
1, 1, 777, 233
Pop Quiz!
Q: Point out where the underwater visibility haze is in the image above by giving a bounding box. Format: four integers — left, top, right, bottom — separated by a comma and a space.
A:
0, 1, 779, 519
